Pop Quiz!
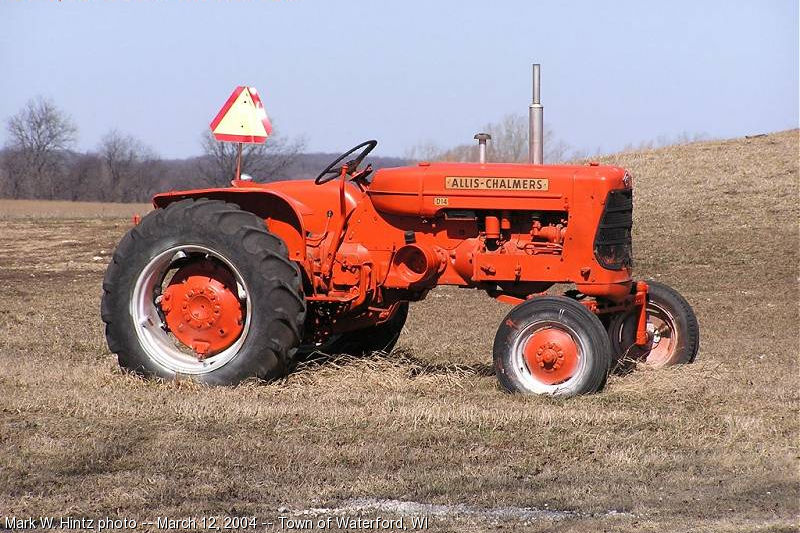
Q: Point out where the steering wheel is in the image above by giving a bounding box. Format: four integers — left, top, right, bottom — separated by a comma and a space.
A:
314, 140, 377, 185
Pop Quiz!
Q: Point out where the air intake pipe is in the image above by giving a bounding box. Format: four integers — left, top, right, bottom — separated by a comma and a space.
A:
386, 243, 444, 288
474, 133, 491, 164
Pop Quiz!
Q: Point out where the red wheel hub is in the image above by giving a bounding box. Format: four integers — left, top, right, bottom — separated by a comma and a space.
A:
523, 328, 580, 385
159, 261, 244, 358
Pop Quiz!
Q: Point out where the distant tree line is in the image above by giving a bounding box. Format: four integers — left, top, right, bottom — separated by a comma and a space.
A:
0, 97, 314, 202
405, 114, 576, 164
0, 98, 708, 202
405, 113, 710, 164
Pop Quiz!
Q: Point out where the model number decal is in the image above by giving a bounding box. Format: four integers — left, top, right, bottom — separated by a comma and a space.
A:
434, 197, 449, 206
445, 176, 549, 191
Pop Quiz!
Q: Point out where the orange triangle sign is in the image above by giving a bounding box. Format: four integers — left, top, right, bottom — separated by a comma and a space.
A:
210, 86, 273, 143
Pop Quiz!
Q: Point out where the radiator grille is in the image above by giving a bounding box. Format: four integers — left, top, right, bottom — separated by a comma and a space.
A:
594, 189, 633, 270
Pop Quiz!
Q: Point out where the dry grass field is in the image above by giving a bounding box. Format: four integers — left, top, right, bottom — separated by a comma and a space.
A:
0, 131, 798, 532
0, 199, 151, 220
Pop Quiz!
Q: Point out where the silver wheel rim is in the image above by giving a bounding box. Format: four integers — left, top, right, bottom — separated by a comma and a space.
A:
509, 321, 588, 395
641, 301, 679, 367
612, 301, 679, 367
130, 245, 252, 375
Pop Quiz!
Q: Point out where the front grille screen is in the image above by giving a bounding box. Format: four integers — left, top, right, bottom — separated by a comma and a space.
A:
594, 189, 633, 270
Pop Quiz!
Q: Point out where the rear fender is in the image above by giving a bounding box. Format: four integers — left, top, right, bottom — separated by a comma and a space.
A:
153, 189, 307, 261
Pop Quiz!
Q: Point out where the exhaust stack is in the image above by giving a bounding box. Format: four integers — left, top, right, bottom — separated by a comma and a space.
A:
529, 64, 544, 165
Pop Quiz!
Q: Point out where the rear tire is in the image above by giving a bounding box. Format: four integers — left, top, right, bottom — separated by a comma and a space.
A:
493, 296, 611, 397
101, 199, 306, 385
607, 280, 699, 369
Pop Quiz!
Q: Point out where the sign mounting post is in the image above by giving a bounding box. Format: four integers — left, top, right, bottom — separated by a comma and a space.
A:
209, 86, 272, 181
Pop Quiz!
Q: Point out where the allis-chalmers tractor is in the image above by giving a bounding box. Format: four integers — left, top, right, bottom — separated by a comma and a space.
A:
101, 140, 699, 397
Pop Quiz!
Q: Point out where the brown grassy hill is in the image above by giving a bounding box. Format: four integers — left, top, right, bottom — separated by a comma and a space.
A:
0, 130, 797, 532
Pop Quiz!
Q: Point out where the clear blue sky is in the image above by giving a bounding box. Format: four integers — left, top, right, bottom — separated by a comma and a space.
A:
1, 0, 797, 159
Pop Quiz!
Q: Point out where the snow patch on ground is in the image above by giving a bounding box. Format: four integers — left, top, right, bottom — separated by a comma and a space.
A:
280, 498, 634, 523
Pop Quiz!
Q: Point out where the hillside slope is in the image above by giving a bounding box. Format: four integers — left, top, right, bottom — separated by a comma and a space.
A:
603, 129, 798, 292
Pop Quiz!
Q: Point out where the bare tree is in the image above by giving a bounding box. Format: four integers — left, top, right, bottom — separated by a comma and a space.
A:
484, 113, 529, 163
197, 129, 306, 187
404, 140, 444, 162
99, 130, 160, 202
3, 97, 77, 198
0, 158, 9, 198
405, 113, 573, 164
64, 152, 104, 201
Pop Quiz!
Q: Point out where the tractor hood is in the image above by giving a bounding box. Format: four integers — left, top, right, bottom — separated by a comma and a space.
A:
368, 162, 629, 217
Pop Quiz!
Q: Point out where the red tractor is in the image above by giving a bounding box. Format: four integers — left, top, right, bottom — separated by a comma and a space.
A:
101, 140, 699, 396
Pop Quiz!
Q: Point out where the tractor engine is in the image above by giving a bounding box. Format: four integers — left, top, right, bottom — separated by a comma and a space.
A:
440, 209, 569, 294
365, 162, 634, 302
476, 210, 567, 254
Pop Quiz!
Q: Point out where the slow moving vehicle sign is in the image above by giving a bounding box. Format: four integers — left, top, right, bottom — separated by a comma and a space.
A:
210, 86, 272, 144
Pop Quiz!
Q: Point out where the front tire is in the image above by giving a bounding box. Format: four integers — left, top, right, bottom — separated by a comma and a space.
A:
607, 281, 699, 368
101, 199, 306, 385
493, 296, 612, 397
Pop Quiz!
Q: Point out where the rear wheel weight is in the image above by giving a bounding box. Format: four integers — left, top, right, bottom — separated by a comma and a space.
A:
101, 199, 306, 385
493, 296, 612, 397
131, 245, 250, 374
